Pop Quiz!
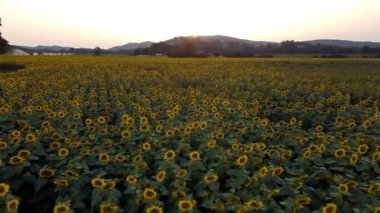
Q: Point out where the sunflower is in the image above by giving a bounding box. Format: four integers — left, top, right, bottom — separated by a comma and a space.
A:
334, 148, 346, 159
140, 125, 150, 132
231, 142, 240, 150
303, 150, 312, 159
146, 205, 163, 213
318, 144, 326, 153
259, 166, 269, 178
191, 121, 200, 129
53, 203, 70, 213
98, 153, 110, 163
164, 150, 176, 161
368, 182, 380, 194
54, 178, 69, 187
17, 149, 31, 158
290, 117, 297, 125
348, 122, 356, 130
0, 183, 10, 197
143, 188, 157, 200
0, 141, 8, 150
39, 168, 55, 178
210, 203, 225, 211
58, 148, 69, 157
9, 156, 25, 165
272, 166, 284, 176
6, 199, 20, 212
100, 203, 119, 213
50, 142, 61, 150
11, 130, 21, 138
25, 133, 36, 143
260, 119, 269, 127
91, 178, 106, 189
171, 190, 186, 199
296, 195, 311, 206
215, 132, 224, 140
176, 169, 188, 178
357, 144, 369, 155
121, 130, 131, 138
236, 155, 248, 167
207, 139, 216, 148
178, 199, 196, 212
204, 174, 219, 184
372, 152, 380, 162
189, 151, 201, 161
97, 116, 106, 124
126, 175, 137, 185
73, 113, 81, 120
350, 154, 358, 165
200, 121, 207, 130
247, 199, 264, 210
362, 120, 371, 128
156, 170, 166, 182
321, 203, 337, 213
142, 142, 151, 151
256, 143, 266, 152
315, 125, 324, 132
104, 181, 116, 190
338, 183, 349, 194
114, 154, 126, 163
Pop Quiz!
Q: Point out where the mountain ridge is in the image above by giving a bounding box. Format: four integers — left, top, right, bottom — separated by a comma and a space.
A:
15, 36, 380, 53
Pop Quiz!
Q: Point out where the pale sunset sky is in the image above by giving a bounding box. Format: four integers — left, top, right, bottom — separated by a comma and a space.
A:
1, 0, 379, 48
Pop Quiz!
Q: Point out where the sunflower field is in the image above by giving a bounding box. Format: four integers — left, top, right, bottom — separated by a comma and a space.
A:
0, 56, 379, 213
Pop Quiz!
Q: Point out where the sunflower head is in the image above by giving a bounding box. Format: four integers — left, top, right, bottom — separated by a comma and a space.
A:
0, 183, 10, 197
368, 182, 380, 194
98, 153, 110, 163
39, 168, 56, 178
178, 199, 196, 212
6, 199, 20, 212
189, 151, 201, 161
9, 156, 25, 165
272, 166, 284, 176
204, 174, 218, 184
163, 150, 176, 161
53, 203, 70, 213
126, 175, 137, 185
247, 199, 264, 210
338, 183, 349, 194
143, 188, 157, 200
58, 148, 69, 157
322, 203, 337, 213
146, 205, 163, 213
100, 203, 119, 213
334, 148, 346, 159
91, 178, 106, 189
357, 144, 369, 155
155, 170, 166, 182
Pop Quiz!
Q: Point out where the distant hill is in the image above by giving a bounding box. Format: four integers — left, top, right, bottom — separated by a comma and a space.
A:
304, 39, 380, 48
20, 45, 72, 52
10, 36, 380, 56
165, 35, 276, 47
108, 41, 153, 51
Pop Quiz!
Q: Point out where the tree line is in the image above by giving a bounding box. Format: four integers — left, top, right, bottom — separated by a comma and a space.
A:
134, 39, 380, 58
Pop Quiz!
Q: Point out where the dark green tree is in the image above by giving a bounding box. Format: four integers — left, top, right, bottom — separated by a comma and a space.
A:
0, 18, 10, 54
94, 46, 101, 56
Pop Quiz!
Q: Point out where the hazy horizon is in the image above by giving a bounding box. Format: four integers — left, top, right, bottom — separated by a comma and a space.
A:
1, 0, 380, 48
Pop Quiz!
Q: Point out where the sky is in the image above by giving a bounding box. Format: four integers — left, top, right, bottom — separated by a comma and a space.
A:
1, 0, 380, 48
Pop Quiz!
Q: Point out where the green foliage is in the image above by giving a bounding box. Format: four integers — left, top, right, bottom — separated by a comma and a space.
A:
0, 57, 379, 213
